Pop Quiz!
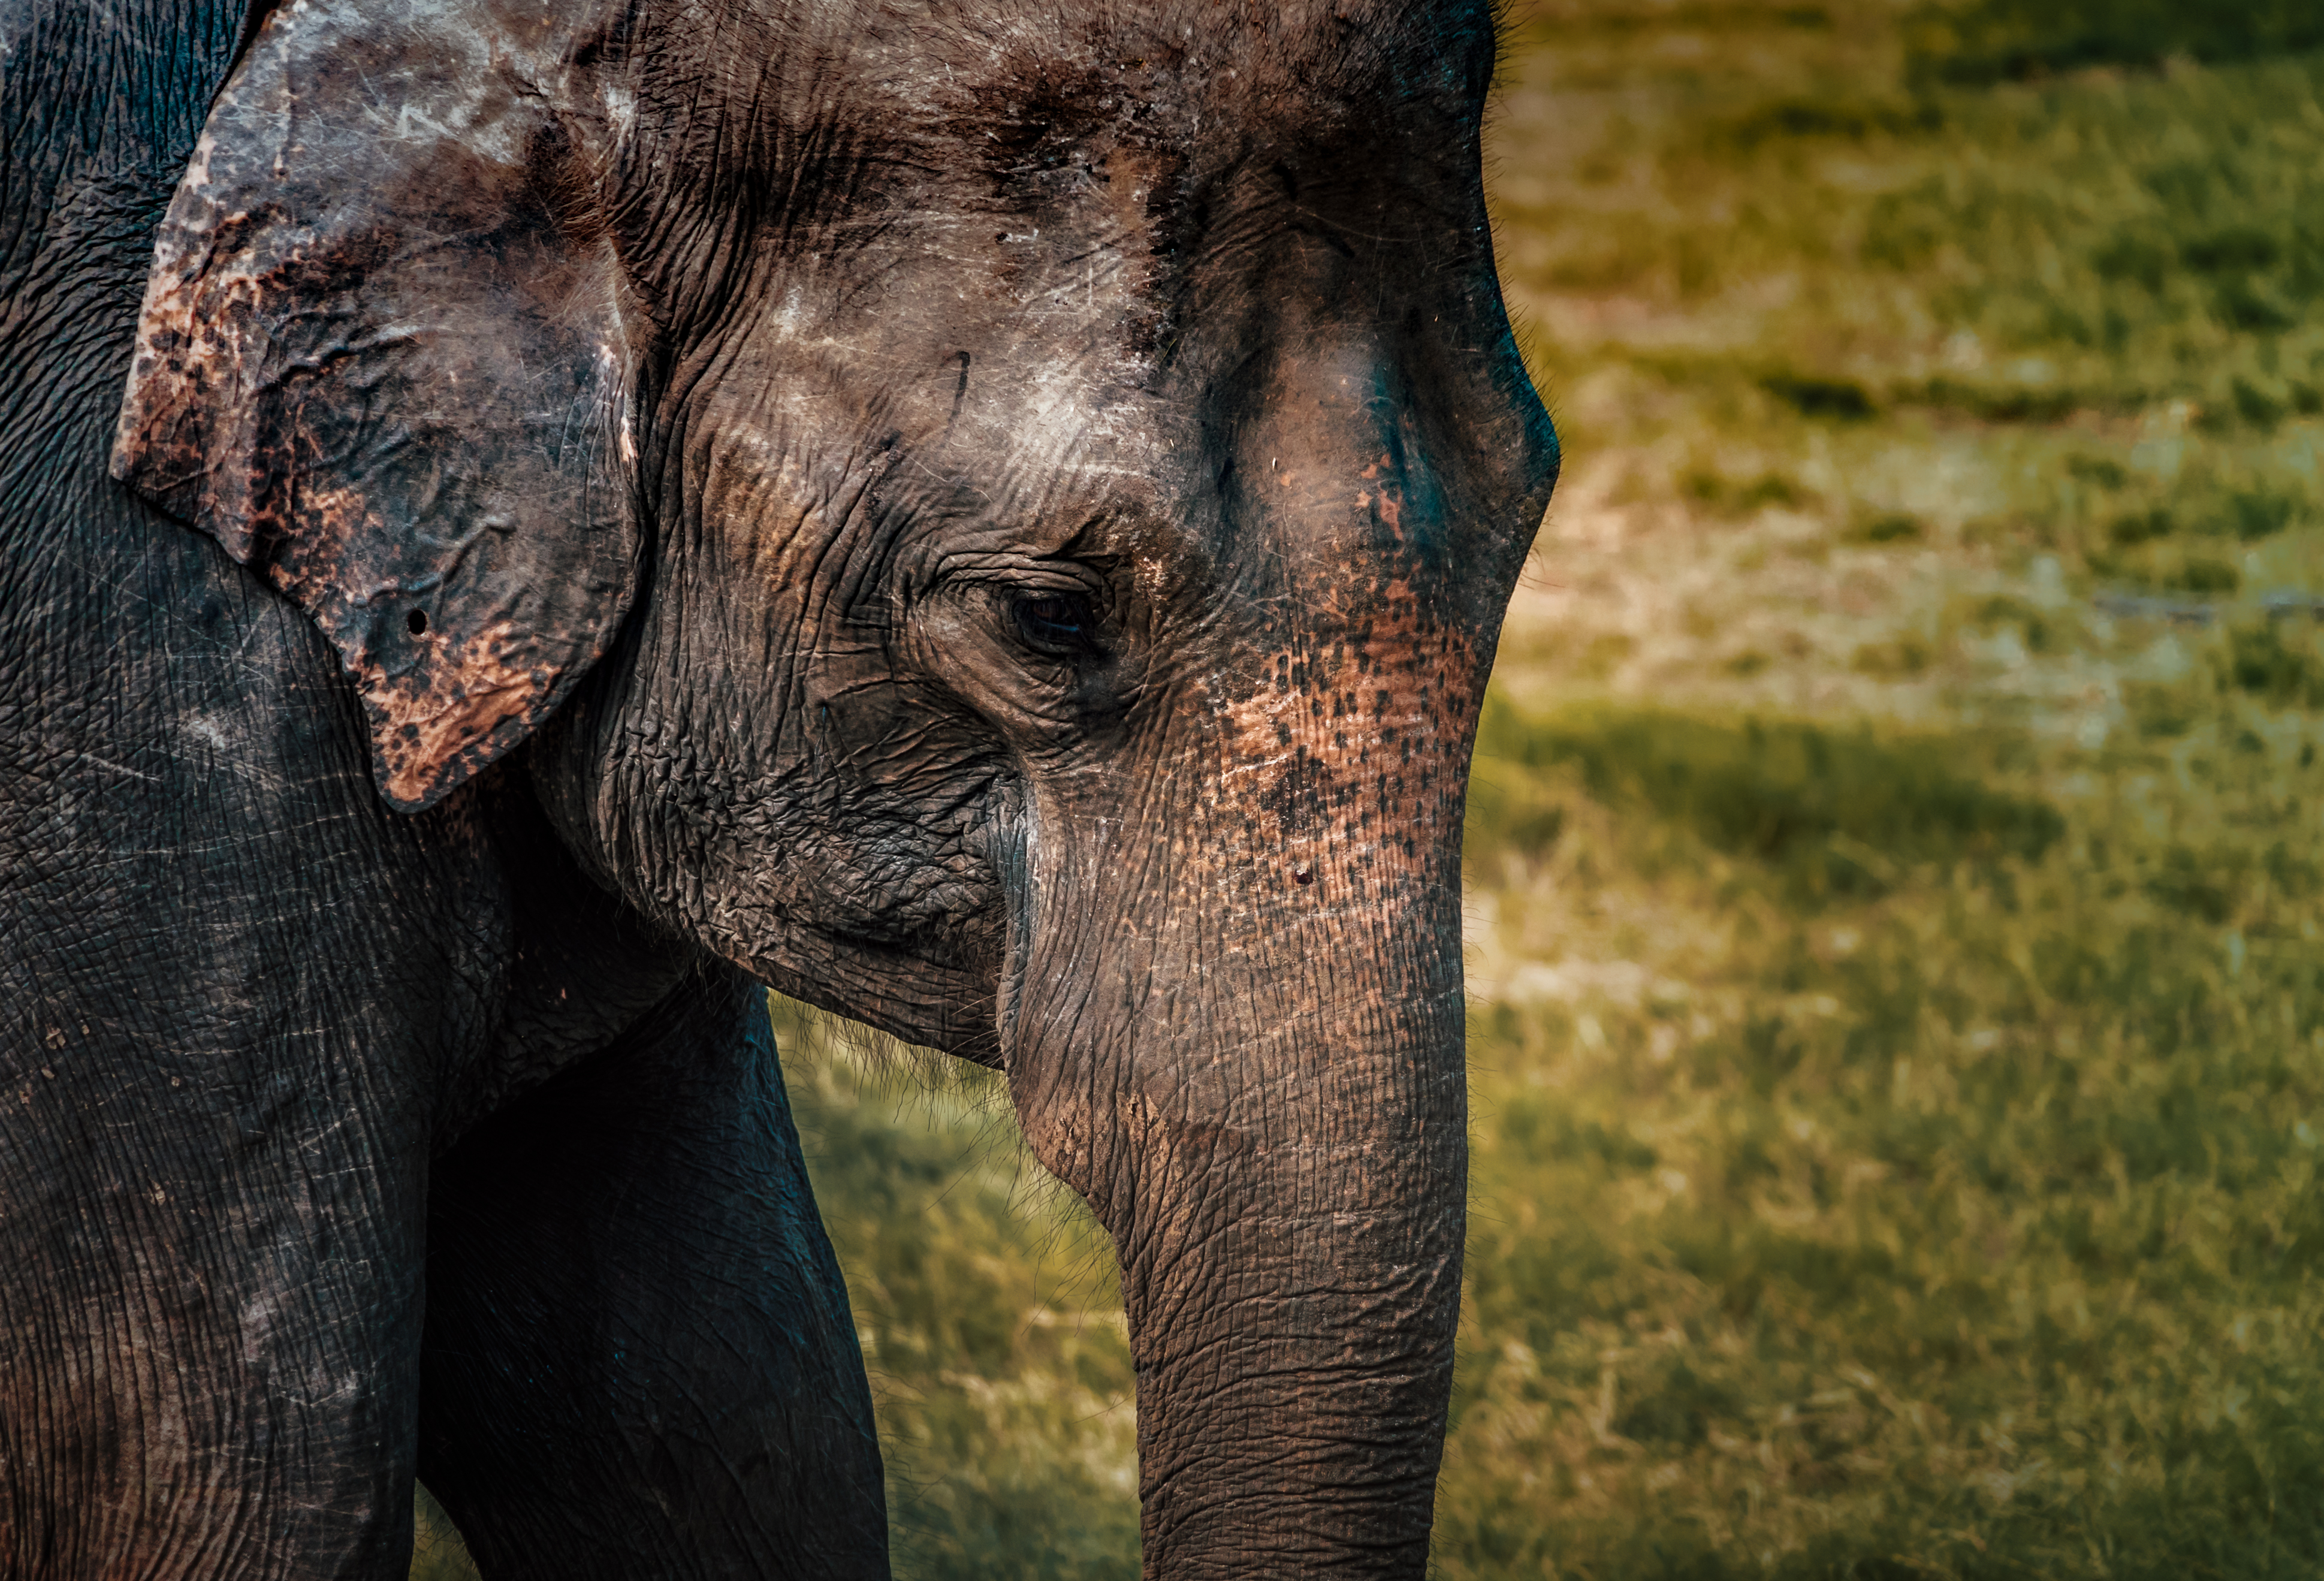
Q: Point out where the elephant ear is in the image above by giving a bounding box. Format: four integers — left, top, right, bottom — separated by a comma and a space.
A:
113, 0, 639, 813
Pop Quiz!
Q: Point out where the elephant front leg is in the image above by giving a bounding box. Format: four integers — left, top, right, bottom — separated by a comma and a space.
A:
0, 1027, 431, 1581
415, 970, 889, 1580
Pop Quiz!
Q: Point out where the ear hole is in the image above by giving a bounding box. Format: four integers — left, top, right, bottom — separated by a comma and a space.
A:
408, 609, 428, 636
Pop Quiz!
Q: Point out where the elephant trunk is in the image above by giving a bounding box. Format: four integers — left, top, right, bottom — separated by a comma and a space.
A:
1006, 654, 1477, 1577
1115, 994, 1468, 1579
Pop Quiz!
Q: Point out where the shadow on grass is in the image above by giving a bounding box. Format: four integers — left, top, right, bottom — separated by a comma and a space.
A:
1909, 0, 2324, 85
1469, 697, 2063, 903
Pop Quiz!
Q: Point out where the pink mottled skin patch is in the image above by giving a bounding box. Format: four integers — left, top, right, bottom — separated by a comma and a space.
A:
1213, 588, 1478, 891
366, 620, 544, 809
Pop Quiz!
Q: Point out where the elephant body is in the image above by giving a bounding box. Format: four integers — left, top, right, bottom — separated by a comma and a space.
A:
0, 1, 1556, 1576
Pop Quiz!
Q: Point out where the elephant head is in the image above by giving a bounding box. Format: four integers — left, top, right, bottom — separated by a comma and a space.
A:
113, 0, 1558, 1570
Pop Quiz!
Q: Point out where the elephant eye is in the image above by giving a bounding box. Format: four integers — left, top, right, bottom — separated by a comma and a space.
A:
1009, 590, 1101, 659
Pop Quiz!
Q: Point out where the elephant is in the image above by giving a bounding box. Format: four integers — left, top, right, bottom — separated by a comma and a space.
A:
0, 0, 1558, 1573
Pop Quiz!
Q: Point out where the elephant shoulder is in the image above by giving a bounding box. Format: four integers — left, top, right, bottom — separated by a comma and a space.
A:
0, 0, 257, 295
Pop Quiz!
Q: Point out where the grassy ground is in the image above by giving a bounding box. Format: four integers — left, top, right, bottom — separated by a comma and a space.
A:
414, 1, 2324, 1573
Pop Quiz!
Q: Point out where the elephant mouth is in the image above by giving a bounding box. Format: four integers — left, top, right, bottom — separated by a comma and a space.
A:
738, 913, 1005, 1064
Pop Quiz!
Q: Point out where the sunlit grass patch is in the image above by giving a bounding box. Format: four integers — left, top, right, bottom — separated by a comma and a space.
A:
774, 1004, 1140, 1581
1494, 4, 2324, 580
1446, 678, 2324, 1578
408, 1488, 474, 1581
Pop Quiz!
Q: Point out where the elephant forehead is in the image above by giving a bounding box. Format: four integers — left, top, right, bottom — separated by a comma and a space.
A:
872, 0, 1496, 142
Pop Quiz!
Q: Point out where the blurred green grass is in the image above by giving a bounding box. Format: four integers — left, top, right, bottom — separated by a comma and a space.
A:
416, 0, 2324, 1573
1905, 0, 2324, 86
774, 1009, 1139, 1581
1444, 693, 2324, 1578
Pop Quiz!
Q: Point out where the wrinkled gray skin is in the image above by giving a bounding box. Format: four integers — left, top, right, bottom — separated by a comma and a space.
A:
0, 0, 1557, 1575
